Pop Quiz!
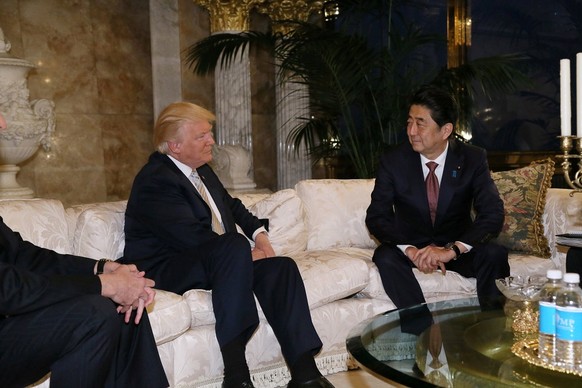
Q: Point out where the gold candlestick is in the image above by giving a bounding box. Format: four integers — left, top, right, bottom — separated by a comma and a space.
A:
557, 135, 582, 195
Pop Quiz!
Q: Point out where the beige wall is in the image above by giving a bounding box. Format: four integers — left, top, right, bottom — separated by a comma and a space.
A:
0, 0, 277, 207
1, 0, 154, 206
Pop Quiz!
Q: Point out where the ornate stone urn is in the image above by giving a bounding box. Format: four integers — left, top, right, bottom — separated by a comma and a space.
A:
0, 28, 54, 198
210, 144, 257, 191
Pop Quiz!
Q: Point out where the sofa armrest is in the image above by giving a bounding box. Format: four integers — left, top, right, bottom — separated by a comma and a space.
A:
544, 188, 582, 269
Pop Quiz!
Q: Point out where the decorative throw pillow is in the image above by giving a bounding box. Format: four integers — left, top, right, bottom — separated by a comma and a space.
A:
295, 179, 378, 250
491, 158, 555, 258
246, 189, 308, 256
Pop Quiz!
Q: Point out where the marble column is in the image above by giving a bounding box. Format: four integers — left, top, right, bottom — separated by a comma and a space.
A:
149, 0, 182, 119
194, 0, 263, 190
214, 49, 252, 151
257, 1, 322, 189
275, 74, 311, 189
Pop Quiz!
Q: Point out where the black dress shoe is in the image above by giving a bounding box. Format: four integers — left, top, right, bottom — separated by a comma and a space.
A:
287, 376, 334, 388
222, 379, 255, 388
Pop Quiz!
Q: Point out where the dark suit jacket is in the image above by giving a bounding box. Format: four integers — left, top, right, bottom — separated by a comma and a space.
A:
365, 139, 504, 248
123, 152, 263, 271
0, 219, 99, 317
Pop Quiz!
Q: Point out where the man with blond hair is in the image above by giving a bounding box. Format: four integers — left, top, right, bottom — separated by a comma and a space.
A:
121, 102, 333, 388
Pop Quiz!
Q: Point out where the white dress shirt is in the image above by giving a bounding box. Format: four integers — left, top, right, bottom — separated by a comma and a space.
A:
167, 155, 266, 241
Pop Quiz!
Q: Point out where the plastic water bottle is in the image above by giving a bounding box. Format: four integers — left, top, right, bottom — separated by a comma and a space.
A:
538, 269, 563, 363
555, 273, 582, 371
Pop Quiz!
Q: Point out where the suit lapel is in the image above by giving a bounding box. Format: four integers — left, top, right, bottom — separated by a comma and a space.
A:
435, 140, 464, 225
159, 153, 206, 205
157, 154, 227, 231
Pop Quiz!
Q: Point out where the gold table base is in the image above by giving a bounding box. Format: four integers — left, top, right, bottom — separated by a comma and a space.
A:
512, 339, 582, 377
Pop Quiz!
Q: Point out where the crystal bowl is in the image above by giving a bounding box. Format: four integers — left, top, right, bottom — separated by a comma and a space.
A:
495, 275, 546, 302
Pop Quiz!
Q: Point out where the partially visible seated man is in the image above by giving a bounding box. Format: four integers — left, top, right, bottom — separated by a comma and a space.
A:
566, 247, 582, 276
0, 111, 168, 388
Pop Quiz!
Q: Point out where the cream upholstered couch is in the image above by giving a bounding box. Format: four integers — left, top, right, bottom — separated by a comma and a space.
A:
4, 179, 579, 388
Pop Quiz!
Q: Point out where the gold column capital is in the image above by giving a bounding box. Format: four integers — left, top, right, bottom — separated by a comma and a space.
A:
194, 0, 267, 32
257, 1, 324, 34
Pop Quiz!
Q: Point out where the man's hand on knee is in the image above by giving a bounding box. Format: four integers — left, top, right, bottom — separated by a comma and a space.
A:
99, 265, 156, 323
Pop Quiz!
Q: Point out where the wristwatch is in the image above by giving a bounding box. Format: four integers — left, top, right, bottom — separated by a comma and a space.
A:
444, 242, 461, 260
96, 258, 112, 275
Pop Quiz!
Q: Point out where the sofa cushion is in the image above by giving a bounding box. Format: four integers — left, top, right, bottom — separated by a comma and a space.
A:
182, 249, 370, 326
246, 189, 307, 255
0, 199, 72, 254
543, 188, 582, 268
183, 289, 216, 327
293, 248, 371, 309
233, 192, 272, 208
71, 201, 127, 260
360, 260, 477, 302
295, 179, 377, 250
183, 289, 265, 327
508, 252, 556, 278
360, 253, 555, 303
491, 159, 554, 258
147, 289, 192, 345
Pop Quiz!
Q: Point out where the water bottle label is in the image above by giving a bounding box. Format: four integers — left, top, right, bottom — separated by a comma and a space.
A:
539, 302, 556, 334
556, 307, 582, 341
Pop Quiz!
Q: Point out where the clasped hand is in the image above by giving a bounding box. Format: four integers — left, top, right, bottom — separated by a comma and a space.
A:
99, 263, 156, 324
406, 245, 453, 275
251, 232, 276, 261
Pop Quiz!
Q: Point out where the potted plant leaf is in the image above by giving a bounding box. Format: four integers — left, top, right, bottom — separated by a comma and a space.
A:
185, 0, 529, 178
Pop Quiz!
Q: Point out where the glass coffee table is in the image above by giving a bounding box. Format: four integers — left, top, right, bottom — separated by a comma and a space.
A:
347, 297, 581, 387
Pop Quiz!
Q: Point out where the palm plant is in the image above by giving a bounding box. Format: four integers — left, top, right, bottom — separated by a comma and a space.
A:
185, 0, 529, 178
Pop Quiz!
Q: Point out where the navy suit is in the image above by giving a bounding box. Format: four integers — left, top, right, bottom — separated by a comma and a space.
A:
121, 152, 322, 366
0, 219, 167, 388
366, 140, 509, 308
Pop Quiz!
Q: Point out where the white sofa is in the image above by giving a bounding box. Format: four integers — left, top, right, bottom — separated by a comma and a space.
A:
4, 179, 579, 388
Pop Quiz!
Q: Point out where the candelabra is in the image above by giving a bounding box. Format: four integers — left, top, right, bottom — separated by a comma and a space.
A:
558, 136, 582, 195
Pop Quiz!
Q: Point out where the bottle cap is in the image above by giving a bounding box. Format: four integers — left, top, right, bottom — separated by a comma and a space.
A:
547, 269, 563, 280
563, 273, 580, 284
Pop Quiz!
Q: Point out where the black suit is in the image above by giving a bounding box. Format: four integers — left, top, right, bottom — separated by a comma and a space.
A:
566, 247, 582, 276
121, 152, 322, 366
366, 140, 509, 308
0, 219, 167, 388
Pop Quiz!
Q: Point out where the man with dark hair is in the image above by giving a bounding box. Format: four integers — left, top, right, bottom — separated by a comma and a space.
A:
0, 112, 168, 388
366, 85, 509, 310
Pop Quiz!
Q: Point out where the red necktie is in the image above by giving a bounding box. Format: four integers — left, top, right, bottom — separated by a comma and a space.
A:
426, 161, 439, 224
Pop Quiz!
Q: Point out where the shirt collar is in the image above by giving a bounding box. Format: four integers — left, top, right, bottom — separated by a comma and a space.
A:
420, 141, 449, 166
167, 154, 194, 178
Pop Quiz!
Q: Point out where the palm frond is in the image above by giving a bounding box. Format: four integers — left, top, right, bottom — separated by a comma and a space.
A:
184, 2, 533, 178
184, 31, 276, 76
